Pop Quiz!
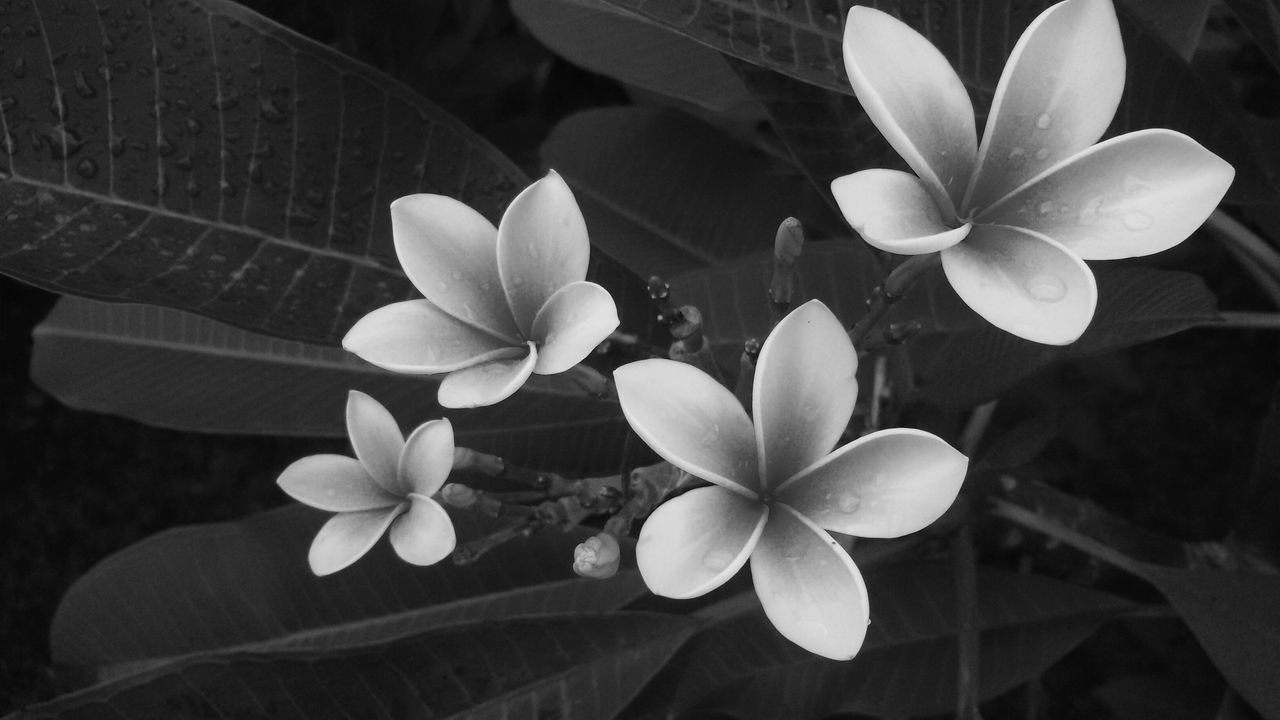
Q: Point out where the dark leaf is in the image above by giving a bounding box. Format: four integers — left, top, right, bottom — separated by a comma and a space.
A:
51, 505, 648, 674
1236, 380, 1280, 561
542, 106, 841, 279
908, 267, 1220, 409
1122, 0, 1212, 59
24, 613, 694, 719
622, 563, 1130, 720
1224, 0, 1280, 76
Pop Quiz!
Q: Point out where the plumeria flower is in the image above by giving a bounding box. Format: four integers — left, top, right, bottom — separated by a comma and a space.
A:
277, 391, 457, 575
344, 171, 620, 407
833, 0, 1234, 345
614, 300, 969, 659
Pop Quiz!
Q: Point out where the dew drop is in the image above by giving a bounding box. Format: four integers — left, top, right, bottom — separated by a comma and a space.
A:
450, 270, 462, 281
1123, 211, 1153, 231
702, 549, 734, 572
1035, 113, 1052, 130
837, 493, 861, 513
174, 155, 193, 171
1034, 147, 1050, 161
73, 70, 97, 99
1077, 196, 1104, 226
1036, 200, 1054, 216
1007, 146, 1026, 167
75, 157, 97, 178
1025, 274, 1067, 303
220, 179, 236, 197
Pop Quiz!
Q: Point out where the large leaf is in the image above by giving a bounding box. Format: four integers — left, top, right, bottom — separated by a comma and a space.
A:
511, 0, 762, 117
31, 296, 631, 473
51, 504, 649, 675
19, 613, 695, 720
905, 266, 1220, 409
0, 0, 525, 344
621, 563, 1130, 719
542, 107, 841, 279
1224, 0, 1280, 76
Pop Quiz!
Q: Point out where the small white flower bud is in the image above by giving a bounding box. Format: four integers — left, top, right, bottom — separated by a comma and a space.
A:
573, 532, 621, 579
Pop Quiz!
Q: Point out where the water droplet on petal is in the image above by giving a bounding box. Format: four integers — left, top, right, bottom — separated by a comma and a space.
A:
1077, 196, 1104, 226
1007, 146, 1026, 167
1034, 147, 1050, 161
1123, 211, 1152, 231
450, 270, 462, 281
1025, 274, 1067, 303
1036, 200, 1054, 216
703, 549, 733, 572
837, 493, 861, 513
1036, 113, 1052, 130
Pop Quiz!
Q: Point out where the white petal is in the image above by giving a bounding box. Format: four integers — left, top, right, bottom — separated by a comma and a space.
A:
530, 281, 619, 375
977, 129, 1235, 260
390, 194, 522, 339
498, 171, 592, 336
389, 496, 456, 566
277, 454, 400, 512
437, 344, 538, 408
343, 300, 527, 374
750, 503, 869, 660
753, 301, 858, 490
776, 429, 968, 538
615, 359, 761, 496
832, 170, 971, 255
346, 390, 404, 494
399, 419, 454, 497
843, 6, 976, 214
308, 505, 405, 576
964, 0, 1125, 214
942, 225, 1098, 345
636, 486, 767, 599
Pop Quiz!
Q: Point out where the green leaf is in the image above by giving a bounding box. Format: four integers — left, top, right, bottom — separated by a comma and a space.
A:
907, 267, 1220, 409
511, 0, 762, 117
667, 239, 880, 359
31, 296, 631, 473
51, 505, 649, 675
0, 0, 528, 344
22, 613, 694, 720
622, 563, 1130, 719
542, 107, 841, 279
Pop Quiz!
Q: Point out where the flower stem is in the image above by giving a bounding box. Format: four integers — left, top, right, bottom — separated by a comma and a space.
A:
849, 253, 939, 349
1213, 311, 1280, 330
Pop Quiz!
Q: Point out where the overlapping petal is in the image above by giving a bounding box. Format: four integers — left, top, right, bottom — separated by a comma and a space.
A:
843, 6, 975, 214
389, 496, 456, 566
530, 281, 619, 375
636, 486, 768, 599
277, 455, 400, 512
308, 504, 406, 576
346, 390, 405, 494
437, 344, 539, 409
615, 359, 761, 495
964, 0, 1125, 213
751, 504, 870, 660
777, 429, 968, 538
343, 300, 526, 374
390, 194, 521, 338
498, 171, 592, 335
753, 301, 858, 488
399, 419, 454, 497
942, 225, 1098, 345
831, 170, 972, 254
977, 129, 1236, 260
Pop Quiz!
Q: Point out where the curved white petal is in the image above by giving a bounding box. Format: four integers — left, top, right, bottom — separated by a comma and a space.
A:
530, 281, 620, 375
390, 194, 521, 339
343, 300, 526, 374
964, 0, 1125, 214
346, 390, 404, 494
308, 505, 405, 576
636, 486, 768, 599
832, 170, 971, 255
277, 454, 400, 512
843, 6, 976, 214
399, 419, 454, 497
498, 171, 592, 336
777, 429, 968, 538
437, 343, 538, 408
615, 359, 761, 496
977, 129, 1235, 260
389, 496, 456, 566
750, 504, 870, 660
942, 225, 1098, 345
754, 301, 858, 490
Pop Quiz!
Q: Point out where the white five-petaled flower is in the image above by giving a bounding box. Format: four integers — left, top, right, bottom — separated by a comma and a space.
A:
343, 171, 620, 408
277, 391, 457, 575
614, 300, 969, 660
832, 0, 1234, 345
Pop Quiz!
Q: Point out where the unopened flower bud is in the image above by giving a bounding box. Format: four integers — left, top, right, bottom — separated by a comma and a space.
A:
440, 483, 478, 509
573, 532, 621, 579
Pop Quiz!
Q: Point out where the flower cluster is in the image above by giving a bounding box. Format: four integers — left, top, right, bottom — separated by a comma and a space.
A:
833, 0, 1233, 344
